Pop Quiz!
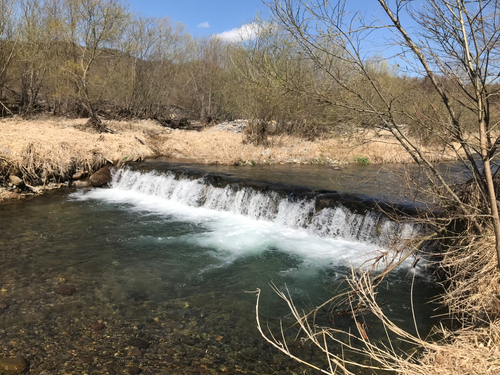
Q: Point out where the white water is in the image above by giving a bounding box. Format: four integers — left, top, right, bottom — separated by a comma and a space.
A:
71, 168, 419, 270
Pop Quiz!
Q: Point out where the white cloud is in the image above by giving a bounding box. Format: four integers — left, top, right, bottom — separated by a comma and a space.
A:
215, 23, 260, 42
197, 22, 210, 28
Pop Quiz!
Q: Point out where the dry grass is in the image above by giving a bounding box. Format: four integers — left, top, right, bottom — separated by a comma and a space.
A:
418, 322, 500, 375
437, 234, 500, 324
152, 128, 459, 165
0, 117, 162, 184
0, 117, 460, 188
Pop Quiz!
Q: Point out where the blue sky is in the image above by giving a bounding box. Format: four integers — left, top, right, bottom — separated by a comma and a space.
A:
127, 0, 271, 40
125, 1, 411, 42
124, 0, 415, 69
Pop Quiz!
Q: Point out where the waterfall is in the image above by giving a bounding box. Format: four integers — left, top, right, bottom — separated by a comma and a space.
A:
110, 168, 419, 247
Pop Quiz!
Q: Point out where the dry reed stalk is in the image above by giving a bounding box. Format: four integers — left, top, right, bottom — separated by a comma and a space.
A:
0, 117, 162, 184
256, 265, 500, 375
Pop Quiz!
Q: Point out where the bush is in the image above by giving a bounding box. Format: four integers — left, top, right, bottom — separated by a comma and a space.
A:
353, 155, 370, 165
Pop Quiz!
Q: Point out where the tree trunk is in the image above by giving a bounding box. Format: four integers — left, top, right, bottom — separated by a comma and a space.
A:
480, 119, 500, 269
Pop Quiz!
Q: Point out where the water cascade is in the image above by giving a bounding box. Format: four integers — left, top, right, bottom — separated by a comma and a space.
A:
109, 168, 419, 249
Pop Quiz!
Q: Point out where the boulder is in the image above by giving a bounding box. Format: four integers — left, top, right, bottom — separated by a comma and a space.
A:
9, 175, 23, 187
89, 167, 111, 187
0, 357, 28, 374
72, 179, 91, 188
72, 171, 87, 180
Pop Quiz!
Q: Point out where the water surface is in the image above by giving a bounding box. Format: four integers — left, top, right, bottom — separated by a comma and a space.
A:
0, 167, 442, 374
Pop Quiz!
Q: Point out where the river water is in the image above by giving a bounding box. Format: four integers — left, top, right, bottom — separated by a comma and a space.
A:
0, 162, 443, 374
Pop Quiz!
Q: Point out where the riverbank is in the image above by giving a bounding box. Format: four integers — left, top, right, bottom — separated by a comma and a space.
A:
0, 116, 459, 202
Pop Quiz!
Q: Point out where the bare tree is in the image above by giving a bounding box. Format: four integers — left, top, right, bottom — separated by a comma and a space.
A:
49, 0, 130, 130
125, 15, 192, 118
0, 0, 20, 115
266, 0, 500, 268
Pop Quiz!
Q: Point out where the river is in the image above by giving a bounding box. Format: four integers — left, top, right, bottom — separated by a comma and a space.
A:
0, 161, 444, 374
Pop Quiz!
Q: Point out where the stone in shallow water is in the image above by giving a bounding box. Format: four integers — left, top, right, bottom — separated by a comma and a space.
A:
79, 356, 93, 364
90, 322, 106, 331
128, 366, 142, 374
72, 178, 91, 187
127, 338, 149, 349
0, 357, 28, 373
72, 171, 87, 180
128, 347, 142, 357
54, 286, 76, 296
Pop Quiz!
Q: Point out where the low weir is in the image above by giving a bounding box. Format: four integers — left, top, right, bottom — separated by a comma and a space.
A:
117, 166, 421, 248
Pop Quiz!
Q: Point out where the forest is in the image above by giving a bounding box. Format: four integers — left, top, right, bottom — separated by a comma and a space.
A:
1, 0, 489, 144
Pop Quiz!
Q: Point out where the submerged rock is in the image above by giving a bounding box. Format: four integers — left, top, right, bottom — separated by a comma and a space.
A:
79, 356, 93, 364
128, 366, 142, 374
127, 338, 149, 349
54, 286, 76, 296
90, 322, 106, 331
89, 166, 111, 187
0, 357, 28, 374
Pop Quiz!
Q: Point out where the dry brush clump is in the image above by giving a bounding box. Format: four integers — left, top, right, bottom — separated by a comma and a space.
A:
0, 117, 164, 187
256, 248, 500, 375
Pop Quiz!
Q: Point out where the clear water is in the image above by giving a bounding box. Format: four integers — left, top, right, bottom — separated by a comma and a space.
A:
144, 157, 471, 205
0, 167, 442, 374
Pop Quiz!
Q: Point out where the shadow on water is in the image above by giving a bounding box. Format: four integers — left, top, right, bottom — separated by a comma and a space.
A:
0, 166, 444, 374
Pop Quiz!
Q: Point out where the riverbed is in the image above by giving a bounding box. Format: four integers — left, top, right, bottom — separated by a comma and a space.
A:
0, 162, 443, 374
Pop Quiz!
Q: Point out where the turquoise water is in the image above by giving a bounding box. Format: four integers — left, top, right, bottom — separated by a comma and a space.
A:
0, 168, 442, 374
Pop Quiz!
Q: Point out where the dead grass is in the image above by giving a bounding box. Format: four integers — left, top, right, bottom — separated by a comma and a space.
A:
152, 128, 459, 165
0, 116, 163, 184
0, 117, 460, 187
417, 322, 500, 375
0, 187, 23, 202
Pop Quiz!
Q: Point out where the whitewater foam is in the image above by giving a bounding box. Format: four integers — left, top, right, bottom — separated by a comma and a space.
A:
70, 168, 419, 270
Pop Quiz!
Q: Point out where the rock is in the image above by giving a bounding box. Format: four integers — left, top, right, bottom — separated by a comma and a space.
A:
72, 171, 87, 180
79, 356, 93, 364
72, 179, 91, 188
128, 367, 142, 375
9, 176, 23, 187
0, 357, 28, 374
54, 286, 76, 296
128, 347, 142, 357
127, 338, 149, 349
89, 167, 111, 187
90, 322, 106, 331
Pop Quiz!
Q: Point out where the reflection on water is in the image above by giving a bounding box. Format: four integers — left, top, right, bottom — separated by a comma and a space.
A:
0, 182, 441, 374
